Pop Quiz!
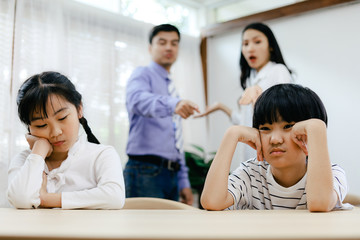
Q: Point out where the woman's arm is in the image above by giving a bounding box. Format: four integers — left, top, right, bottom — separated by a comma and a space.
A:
291, 119, 337, 212
195, 102, 232, 118
201, 125, 262, 210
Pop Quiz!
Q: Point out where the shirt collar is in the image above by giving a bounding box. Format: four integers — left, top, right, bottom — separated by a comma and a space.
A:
149, 61, 170, 80
252, 61, 275, 78
250, 61, 275, 84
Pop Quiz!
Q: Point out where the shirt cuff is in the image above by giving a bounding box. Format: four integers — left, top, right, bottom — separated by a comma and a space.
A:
178, 177, 191, 191
168, 97, 181, 115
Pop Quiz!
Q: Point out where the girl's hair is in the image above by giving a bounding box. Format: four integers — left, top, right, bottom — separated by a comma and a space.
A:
239, 22, 291, 90
253, 84, 328, 129
17, 71, 100, 144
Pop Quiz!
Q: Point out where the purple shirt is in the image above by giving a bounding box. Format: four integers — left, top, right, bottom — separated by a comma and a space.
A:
126, 61, 190, 190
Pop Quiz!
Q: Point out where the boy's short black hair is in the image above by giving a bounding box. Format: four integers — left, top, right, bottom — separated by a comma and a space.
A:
253, 84, 328, 128
149, 24, 180, 44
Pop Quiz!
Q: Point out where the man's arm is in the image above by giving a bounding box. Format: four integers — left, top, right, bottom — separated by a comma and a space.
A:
126, 69, 179, 118
291, 119, 338, 212
201, 125, 262, 210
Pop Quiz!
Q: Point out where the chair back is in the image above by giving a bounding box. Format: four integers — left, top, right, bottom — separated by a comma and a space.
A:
343, 193, 360, 207
123, 197, 201, 210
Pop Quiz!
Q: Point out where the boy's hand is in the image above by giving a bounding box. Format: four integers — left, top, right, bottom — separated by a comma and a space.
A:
291, 119, 327, 156
25, 134, 53, 158
234, 126, 263, 161
291, 121, 309, 155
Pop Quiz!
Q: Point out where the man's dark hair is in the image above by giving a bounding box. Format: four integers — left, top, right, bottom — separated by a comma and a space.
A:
149, 24, 180, 44
253, 84, 328, 129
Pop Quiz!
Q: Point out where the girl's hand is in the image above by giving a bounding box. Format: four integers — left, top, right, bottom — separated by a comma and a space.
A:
291, 121, 309, 156
238, 85, 262, 106
25, 134, 53, 158
234, 126, 263, 161
39, 172, 61, 208
39, 171, 48, 207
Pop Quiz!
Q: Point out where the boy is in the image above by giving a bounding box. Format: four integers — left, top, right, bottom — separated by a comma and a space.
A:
201, 84, 347, 212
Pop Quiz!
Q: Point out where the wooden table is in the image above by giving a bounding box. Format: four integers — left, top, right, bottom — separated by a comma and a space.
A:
0, 207, 359, 240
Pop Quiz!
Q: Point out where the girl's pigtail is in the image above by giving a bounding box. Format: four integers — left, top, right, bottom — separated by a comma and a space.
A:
79, 117, 100, 144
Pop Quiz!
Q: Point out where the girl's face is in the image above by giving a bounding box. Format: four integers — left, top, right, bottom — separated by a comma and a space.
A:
242, 29, 271, 72
29, 94, 82, 155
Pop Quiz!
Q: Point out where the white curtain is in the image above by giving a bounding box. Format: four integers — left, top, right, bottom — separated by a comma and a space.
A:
0, 0, 15, 207
171, 36, 206, 151
1, 0, 206, 207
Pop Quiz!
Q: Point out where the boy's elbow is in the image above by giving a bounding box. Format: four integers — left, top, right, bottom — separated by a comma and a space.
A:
200, 195, 224, 211
307, 191, 337, 212
307, 199, 334, 212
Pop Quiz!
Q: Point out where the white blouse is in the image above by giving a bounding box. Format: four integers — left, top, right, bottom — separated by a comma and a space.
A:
7, 134, 125, 209
231, 61, 293, 125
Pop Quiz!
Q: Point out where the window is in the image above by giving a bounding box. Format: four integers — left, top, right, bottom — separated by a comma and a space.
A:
74, 0, 200, 36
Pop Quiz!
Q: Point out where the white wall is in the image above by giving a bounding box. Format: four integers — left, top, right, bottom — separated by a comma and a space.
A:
207, 2, 360, 195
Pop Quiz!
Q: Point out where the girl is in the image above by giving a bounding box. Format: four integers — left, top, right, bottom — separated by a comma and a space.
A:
201, 84, 348, 212
7, 71, 125, 209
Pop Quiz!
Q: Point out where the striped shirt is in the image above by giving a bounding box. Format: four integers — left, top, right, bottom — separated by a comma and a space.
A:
227, 158, 348, 210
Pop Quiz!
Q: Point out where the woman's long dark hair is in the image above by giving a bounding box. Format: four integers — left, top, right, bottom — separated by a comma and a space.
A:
239, 22, 291, 90
17, 71, 100, 144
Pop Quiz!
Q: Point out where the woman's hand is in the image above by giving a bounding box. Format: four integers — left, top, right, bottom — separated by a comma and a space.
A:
238, 85, 262, 106
194, 102, 232, 118
25, 134, 53, 158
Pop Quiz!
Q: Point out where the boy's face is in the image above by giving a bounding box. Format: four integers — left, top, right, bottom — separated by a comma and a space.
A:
259, 120, 307, 170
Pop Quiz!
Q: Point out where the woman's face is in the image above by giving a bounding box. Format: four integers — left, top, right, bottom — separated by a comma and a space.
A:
28, 94, 82, 155
242, 29, 271, 72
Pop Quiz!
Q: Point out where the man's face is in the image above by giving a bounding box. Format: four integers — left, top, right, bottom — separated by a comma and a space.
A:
149, 31, 179, 71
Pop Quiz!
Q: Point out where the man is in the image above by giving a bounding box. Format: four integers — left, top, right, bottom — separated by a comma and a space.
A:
124, 24, 199, 205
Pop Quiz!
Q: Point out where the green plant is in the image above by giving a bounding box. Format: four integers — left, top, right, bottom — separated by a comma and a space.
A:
185, 144, 215, 208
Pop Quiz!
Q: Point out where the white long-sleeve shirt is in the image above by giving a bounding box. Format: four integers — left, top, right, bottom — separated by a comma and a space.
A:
7, 134, 125, 209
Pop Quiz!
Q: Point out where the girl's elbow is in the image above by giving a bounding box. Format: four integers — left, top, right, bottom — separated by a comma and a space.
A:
7, 192, 39, 209
105, 185, 125, 209
112, 194, 125, 209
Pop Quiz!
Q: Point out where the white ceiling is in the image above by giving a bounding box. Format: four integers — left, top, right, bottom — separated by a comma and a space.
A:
172, 0, 302, 10
172, 0, 243, 8
171, 0, 304, 23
